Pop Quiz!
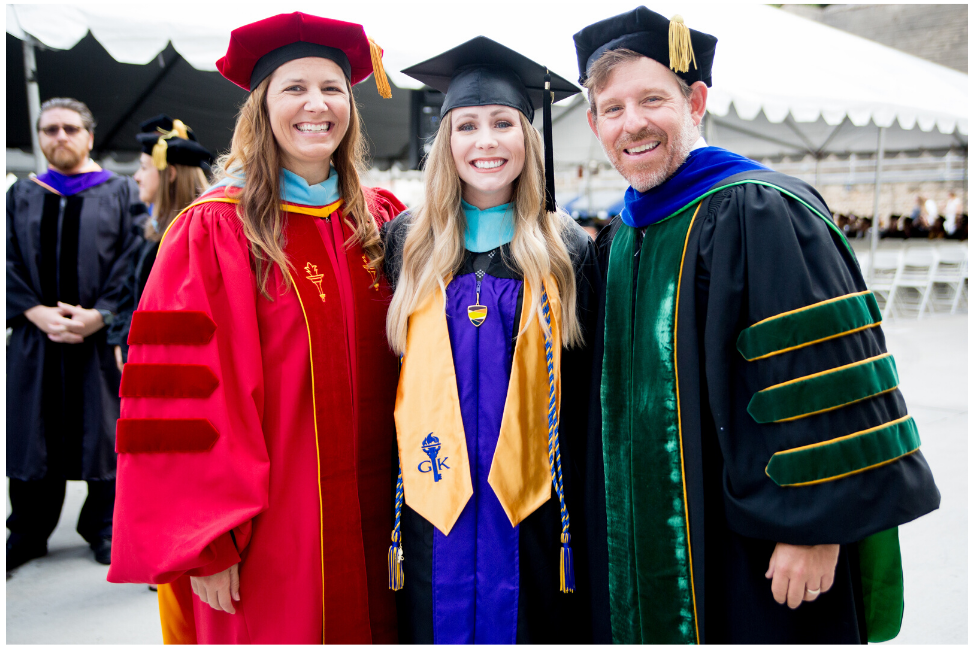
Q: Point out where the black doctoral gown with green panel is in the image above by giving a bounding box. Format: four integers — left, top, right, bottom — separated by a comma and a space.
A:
589, 169, 941, 644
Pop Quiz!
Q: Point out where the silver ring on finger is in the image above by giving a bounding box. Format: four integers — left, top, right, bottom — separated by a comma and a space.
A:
806, 588, 821, 596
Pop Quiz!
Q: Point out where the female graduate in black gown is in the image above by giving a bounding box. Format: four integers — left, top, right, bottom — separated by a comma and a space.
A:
382, 37, 600, 644
107, 115, 212, 370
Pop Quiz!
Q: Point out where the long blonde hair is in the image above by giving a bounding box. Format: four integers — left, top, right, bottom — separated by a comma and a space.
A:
213, 74, 381, 297
145, 164, 209, 242
386, 110, 581, 355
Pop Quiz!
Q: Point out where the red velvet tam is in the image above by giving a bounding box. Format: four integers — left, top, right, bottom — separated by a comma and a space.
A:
216, 12, 391, 97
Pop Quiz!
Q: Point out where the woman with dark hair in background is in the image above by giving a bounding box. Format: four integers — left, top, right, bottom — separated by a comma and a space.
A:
108, 115, 212, 372
107, 13, 405, 644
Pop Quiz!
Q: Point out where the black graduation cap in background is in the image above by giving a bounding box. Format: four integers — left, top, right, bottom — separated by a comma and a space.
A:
402, 36, 582, 212
573, 6, 717, 87
136, 114, 214, 170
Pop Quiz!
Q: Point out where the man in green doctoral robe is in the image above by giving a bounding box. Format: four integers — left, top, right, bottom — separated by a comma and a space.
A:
575, 6, 941, 643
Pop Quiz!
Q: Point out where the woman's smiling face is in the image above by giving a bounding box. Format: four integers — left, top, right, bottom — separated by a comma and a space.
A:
266, 57, 351, 182
449, 105, 526, 210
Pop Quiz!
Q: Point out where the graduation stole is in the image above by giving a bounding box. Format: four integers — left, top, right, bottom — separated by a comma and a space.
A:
394, 278, 562, 536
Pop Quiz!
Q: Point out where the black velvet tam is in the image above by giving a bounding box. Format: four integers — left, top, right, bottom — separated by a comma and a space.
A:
401, 36, 580, 123
136, 114, 213, 168
573, 5, 717, 87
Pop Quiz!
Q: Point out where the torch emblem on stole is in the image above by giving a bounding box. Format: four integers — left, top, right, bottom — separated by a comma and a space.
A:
304, 262, 326, 302
418, 432, 448, 482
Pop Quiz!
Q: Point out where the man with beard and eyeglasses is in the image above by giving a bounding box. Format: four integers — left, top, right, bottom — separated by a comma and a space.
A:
576, 7, 940, 644
7, 97, 139, 570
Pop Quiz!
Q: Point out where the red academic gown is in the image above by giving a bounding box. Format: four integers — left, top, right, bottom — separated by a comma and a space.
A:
108, 185, 405, 644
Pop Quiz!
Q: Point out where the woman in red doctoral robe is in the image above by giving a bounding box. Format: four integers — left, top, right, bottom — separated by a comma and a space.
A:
107, 13, 405, 643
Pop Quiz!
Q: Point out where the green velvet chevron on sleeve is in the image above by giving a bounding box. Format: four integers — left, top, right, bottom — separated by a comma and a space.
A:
737, 291, 881, 361
765, 415, 921, 486
747, 353, 899, 423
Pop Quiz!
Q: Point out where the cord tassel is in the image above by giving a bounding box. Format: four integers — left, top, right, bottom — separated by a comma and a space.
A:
388, 530, 405, 591
542, 70, 556, 213
368, 37, 393, 99
542, 286, 574, 594
560, 532, 575, 593
668, 15, 697, 74
150, 119, 191, 171
151, 139, 169, 170
388, 464, 405, 590
170, 119, 189, 140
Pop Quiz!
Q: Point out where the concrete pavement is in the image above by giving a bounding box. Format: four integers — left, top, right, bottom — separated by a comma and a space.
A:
882, 315, 968, 643
6, 315, 967, 643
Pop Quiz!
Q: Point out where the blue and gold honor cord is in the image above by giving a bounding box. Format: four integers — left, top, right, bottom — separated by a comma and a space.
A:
542, 285, 574, 593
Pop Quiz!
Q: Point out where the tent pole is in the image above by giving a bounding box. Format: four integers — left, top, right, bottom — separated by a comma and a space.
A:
869, 126, 886, 277
23, 38, 46, 176
962, 145, 967, 220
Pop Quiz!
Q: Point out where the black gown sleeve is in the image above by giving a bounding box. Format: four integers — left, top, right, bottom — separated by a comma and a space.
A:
93, 177, 140, 315
106, 232, 143, 350
517, 217, 601, 644
698, 181, 940, 545
380, 210, 413, 291
6, 183, 41, 324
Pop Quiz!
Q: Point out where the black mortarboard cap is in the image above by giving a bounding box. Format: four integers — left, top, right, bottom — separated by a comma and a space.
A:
402, 36, 580, 122
402, 36, 581, 211
574, 6, 717, 87
136, 114, 214, 170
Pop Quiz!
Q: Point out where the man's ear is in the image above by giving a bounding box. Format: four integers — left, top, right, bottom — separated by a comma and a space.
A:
86, 131, 94, 152
689, 82, 708, 127
586, 107, 601, 141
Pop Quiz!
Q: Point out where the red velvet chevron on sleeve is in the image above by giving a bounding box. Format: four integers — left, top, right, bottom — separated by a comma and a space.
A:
128, 310, 217, 345
116, 418, 219, 453
120, 364, 219, 398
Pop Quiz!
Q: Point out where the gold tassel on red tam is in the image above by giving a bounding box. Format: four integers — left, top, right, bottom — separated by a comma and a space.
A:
368, 37, 393, 98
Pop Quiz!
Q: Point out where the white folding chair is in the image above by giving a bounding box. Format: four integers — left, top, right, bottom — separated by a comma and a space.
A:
928, 244, 968, 314
954, 244, 968, 313
892, 247, 938, 319
867, 249, 902, 317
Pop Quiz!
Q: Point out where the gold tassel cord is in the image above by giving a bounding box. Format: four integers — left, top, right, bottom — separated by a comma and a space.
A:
368, 37, 393, 99
170, 119, 189, 140
150, 120, 192, 171
151, 139, 169, 171
668, 15, 697, 74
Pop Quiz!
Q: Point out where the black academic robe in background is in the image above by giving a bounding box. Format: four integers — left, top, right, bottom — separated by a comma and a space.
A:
7, 175, 139, 481
106, 232, 159, 363
589, 171, 940, 643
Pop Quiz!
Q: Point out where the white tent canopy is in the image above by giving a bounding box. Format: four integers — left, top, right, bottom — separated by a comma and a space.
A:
10, 1, 968, 142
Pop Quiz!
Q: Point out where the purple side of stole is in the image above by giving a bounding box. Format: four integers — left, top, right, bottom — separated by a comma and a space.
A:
432, 272, 521, 644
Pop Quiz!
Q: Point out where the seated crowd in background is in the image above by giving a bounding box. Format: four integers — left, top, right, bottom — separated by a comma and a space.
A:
848, 191, 968, 240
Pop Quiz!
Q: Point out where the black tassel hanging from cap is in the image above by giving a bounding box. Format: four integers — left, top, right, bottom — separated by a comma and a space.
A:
543, 70, 556, 213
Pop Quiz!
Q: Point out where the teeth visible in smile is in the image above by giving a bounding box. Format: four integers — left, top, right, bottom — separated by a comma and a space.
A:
472, 159, 506, 169
296, 123, 331, 132
627, 141, 659, 153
